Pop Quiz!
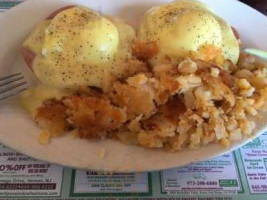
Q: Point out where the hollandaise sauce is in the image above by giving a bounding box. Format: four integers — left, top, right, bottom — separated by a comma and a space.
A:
138, 0, 239, 64
23, 7, 135, 90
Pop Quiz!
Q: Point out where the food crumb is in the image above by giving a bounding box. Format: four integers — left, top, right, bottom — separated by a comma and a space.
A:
220, 138, 230, 147
70, 129, 79, 138
211, 67, 220, 77
98, 148, 106, 158
256, 113, 263, 119
39, 130, 51, 145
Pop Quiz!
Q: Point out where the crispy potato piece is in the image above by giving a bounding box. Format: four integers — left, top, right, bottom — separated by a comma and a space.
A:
64, 96, 126, 139
35, 100, 68, 137
110, 74, 157, 119
201, 74, 236, 107
132, 41, 159, 61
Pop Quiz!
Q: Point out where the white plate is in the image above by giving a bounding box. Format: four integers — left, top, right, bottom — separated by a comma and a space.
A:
0, 0, 267, 172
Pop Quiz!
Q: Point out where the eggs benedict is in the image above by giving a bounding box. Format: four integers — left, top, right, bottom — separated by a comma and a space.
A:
22, 6, 136, 90
19, 2, 267, 153
138, 0, 240, 64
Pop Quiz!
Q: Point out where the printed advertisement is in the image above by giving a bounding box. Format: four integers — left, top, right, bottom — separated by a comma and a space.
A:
70, 170, 152, 197
0, 144, 63, 197
0, 0, 22, 12
240, 134, 267, 194
161, 153, 242, 195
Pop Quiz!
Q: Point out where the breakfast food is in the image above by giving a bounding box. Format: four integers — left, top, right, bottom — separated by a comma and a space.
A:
138, 0, 240, 65
21, 6, 142, 91
21, 1, 267, 151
